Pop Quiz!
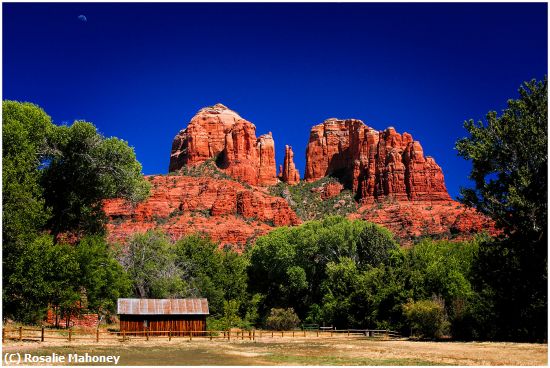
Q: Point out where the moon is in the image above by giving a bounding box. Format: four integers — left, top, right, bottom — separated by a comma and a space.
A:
78, 15, 87, 22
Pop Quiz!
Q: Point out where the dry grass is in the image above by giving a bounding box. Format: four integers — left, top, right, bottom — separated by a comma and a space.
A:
4, 335, 547, 366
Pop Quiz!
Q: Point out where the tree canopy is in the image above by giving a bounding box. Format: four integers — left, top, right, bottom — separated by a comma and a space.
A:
2, 101, 150, 322
456, 78, 547, 239
456, 78, 547, 342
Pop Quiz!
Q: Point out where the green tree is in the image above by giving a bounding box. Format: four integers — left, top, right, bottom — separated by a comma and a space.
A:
265, 308, 300, 331
42, 121, 150, 237
6, 235, 80, 324
403, 297, 450, 339
2, 101, 52, 246
456, 78, 547, 341
75, 236, 131, 321
2, 101, 54, 320
174, 234, 249, 317
356, 223, 399, 267
118, 231, 187, 298
248, 216, 400, 324
456, 78, 547, 238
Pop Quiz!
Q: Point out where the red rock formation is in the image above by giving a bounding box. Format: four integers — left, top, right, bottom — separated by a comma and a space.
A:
311, 181, 344, 200
279, 145, 300, 185
169, 104, 277, 186
351, 201, 497, 244
305, 119, 451, 202
104, 175, 300, 248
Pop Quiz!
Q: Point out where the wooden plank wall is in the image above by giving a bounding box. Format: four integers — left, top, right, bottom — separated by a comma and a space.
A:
120, 315, 206, 336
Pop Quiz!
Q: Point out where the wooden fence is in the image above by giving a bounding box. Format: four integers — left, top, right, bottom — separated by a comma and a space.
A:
2, 326, 401, 343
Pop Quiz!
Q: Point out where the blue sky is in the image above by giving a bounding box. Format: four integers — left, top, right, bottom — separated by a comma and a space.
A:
3, 3, 547, 199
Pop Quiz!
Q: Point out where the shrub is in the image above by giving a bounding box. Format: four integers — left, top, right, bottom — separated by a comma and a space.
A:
265, 308, 300, 330
403, 297, 450, 339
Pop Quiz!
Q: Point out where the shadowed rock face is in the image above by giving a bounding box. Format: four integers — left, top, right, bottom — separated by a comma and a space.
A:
169, 103, 277, 186
305, 118, 451, 202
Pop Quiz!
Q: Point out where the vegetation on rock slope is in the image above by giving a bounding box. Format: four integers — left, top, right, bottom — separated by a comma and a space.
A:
269, 177, 357, 221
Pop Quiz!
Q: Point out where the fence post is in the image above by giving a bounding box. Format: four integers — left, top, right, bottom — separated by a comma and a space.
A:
317, 330, 319, 337
146, 327, 149, 341
122, 330, 126, 342
190, 331, 193, 341
330, 330, 333, 337
19, 326, 23, 341
253, 330, 255, 341
249, 330, 251, 340
68, 329, 72, 342
228, 330, 230, 341
96, 329, 99, 343
241, 331, 243, 340
293, 331, 295, 337
209, 331, 212, 341
282, 331, 284, 338
304, 330, 306, 337
347, 330, 350, 337
2, 328, 5, 343
271, 331, 273, 338
41, 327, 45, 342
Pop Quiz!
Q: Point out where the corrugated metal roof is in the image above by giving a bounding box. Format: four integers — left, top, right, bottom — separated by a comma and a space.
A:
117, 298, 209, 315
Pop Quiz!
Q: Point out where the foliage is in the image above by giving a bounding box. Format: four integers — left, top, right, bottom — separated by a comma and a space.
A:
41, 121, 150, 237
265, 308, 301, 331
248, 216, 401, 326
2, 101, 52, 246
5, 235, 80, 324
118, 231, 187, 298
174, 234, 249, 317
74, 236, 131, 319
2, 101, 150, 322
456, 78, 547, 238
456, 78, 547, 342
269, 177, 357, 221
3, 101, 54, 321
403, 297, 450, 339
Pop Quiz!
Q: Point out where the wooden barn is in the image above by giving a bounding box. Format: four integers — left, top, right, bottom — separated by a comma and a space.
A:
117, 298, 209, 336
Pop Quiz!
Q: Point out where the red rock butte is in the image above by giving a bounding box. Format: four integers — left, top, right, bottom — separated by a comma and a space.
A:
104, 103, 497, 247
305, 118, 451, 203
169, 103, 278, 186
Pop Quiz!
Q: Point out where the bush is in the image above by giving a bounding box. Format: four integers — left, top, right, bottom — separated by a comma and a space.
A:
403, 297, 450, 339
265, 308, 300, 331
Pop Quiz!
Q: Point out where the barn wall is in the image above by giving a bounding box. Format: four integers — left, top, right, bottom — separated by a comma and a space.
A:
120, 315, 206, 336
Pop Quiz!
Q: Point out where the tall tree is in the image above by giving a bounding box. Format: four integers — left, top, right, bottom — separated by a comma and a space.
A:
456, 78, 547, 341
42, 121, 150, 237
2, 101, 150, 322
456, 78, 547, 239
118, 231, 187, 298
2, 101, 52, 245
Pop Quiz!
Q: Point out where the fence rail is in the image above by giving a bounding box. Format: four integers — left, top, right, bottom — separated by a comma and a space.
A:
2, 326, 401, 343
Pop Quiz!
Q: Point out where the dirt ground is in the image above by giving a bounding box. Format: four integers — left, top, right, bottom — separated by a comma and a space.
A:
3, 336, 548, 366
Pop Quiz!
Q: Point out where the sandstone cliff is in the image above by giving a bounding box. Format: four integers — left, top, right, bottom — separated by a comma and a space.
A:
105, 105, 497, 247
169, 103, 277, 186
104, 174, 300, 248
305, 119, 451, 202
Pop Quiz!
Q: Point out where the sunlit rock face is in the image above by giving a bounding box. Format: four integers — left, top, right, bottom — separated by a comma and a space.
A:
169, 103, 277, 186
305, 118, 451, 203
